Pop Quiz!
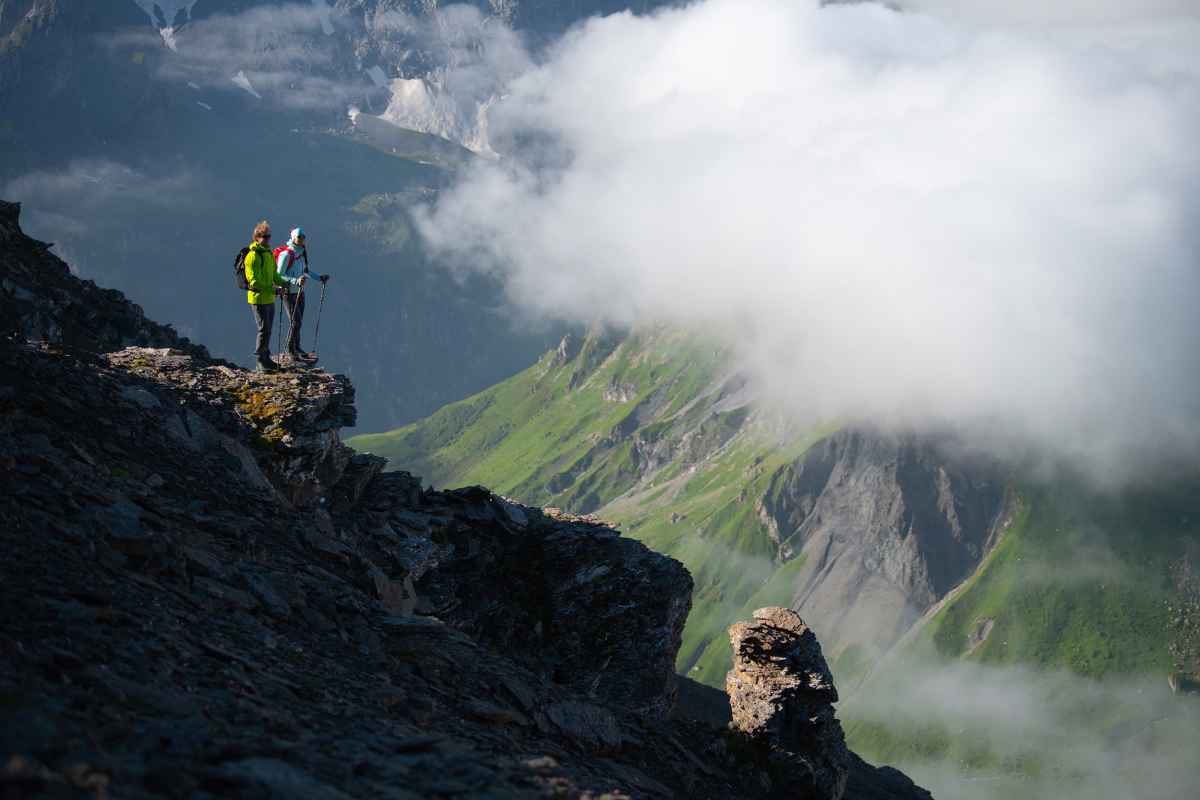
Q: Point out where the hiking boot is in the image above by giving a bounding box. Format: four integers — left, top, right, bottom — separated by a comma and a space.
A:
290, 349, 318, 363
255, 357, 280, 373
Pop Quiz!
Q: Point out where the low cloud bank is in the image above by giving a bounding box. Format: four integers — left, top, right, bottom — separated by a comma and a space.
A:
4, 159, 204, 272
844, 657, 1200, 800
416, 0, 1200, 487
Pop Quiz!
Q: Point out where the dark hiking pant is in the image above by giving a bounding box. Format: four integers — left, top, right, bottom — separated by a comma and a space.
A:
283, 291, 306, 353
251, 301, 274, 361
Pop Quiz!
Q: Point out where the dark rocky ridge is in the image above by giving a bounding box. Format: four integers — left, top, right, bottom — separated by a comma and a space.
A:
0, 200, 212, 360
0, 201, 930, 798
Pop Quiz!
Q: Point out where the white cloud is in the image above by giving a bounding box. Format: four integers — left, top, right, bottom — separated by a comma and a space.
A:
900, 0, 1200, 27
3, 159, 205, 276
106, 3, 365, 111
416, 0, 1200, 486
4, 160, 201, 218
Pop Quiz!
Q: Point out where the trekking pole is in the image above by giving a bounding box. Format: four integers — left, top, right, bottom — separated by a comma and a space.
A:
302, 246, 325, 358
290, 277, 306, 355
313, 279, 327, 358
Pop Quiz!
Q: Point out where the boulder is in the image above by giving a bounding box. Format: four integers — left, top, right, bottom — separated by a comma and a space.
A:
727, 607, 850, 800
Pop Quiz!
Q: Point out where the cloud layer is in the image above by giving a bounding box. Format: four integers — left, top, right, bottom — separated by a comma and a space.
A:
106, 3, 364, 111
416, 0, 1200, 486
846, 655, 1200, 800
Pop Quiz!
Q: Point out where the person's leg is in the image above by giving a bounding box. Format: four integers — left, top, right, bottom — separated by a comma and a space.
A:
252, 302, 275, 363
285, 292, 306, 354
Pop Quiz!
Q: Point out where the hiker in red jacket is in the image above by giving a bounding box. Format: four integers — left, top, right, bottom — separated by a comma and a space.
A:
274, 227, 329, 363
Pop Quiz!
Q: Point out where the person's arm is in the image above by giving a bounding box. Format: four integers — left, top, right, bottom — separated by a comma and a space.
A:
272, 251, 292, 289
276, 250, 301, 287
245, 249, 262, 293
305, 253, 328, 283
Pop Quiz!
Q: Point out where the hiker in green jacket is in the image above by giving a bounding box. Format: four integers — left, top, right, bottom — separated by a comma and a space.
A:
245, 220, 305, 372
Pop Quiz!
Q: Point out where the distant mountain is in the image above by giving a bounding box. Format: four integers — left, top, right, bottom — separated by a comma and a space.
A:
0, 0, 676, 431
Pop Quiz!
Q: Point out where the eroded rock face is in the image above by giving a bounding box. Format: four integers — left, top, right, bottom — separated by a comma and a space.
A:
758, 429, 1009, 657
727, 607, 850, 800
331, 482, 693, 718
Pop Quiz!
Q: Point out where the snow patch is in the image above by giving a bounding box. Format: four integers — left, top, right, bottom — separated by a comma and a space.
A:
231, 70, 262, 100
196, 101, 213, 111
187, 82, 201, 91
378, 77, 497, 158
159, 26, 179, 52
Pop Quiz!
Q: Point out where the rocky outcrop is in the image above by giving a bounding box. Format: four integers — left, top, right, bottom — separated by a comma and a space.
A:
727, 607, 849, 799
0, 334, 706, 798
106, 347, 360, 509
1169, 548, 1200, 695
712, 607, 933, 800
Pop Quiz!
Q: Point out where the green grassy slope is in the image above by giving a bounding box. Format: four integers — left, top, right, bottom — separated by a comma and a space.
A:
924, 487, 1184, 675
351, 328, 729, 502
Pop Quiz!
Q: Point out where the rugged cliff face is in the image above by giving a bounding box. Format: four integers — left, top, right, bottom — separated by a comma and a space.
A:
0, 201, 930, 797
759, 429, 1009, 665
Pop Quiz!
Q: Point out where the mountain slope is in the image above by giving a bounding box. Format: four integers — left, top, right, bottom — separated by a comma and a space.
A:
352, 329, 1014, 685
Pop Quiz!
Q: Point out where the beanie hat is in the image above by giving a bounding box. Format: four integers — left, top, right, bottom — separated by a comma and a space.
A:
290, 227, 305, 245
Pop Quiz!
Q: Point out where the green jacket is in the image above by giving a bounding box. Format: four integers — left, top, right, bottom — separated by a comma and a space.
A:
244, 241, 288, 305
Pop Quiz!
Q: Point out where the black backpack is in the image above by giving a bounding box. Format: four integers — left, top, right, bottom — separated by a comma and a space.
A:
234, 246, 251, 291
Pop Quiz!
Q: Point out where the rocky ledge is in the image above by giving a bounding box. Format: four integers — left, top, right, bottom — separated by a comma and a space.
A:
0, 199, 930, 798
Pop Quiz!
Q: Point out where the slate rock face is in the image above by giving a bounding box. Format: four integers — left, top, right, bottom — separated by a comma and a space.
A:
727, 607, 850, 800
106, 346, 361, 508
361, 489, 694, 716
